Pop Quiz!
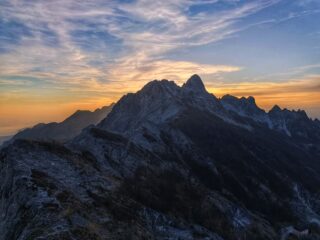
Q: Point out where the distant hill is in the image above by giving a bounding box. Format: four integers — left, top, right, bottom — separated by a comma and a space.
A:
0, 135, 12, 145
7, 103, 114, 143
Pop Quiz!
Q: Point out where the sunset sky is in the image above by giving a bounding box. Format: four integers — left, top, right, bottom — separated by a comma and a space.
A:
1, 0, 320, 136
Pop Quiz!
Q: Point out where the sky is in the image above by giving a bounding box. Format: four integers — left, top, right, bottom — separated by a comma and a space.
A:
0, 0, 320, 136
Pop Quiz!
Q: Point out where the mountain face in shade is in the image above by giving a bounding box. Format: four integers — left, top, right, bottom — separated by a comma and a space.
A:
0, 136, 12, 146
99, 75, 223, 138
221, 94, 266, 119
6, 103, 114, 144
268, 106, 320, 144
182, 74, 206, 92
1, 75, 320, 240
221, 95, 320, 147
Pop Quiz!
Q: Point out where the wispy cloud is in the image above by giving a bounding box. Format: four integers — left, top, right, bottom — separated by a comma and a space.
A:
244, 63, 320, 83
0, 0, 280, 90
209, 75, 320, 96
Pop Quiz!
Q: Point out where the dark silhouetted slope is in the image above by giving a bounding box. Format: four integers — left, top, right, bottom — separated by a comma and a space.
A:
8, 103, 114, 143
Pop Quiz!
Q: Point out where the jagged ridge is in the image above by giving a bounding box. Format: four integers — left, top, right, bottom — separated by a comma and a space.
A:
1, 75, 320, 240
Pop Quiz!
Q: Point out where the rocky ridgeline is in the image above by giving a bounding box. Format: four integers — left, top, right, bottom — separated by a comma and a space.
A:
1, 75, 320, 240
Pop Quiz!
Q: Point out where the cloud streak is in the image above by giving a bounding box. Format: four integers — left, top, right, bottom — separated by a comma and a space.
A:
0, 0, 279, 89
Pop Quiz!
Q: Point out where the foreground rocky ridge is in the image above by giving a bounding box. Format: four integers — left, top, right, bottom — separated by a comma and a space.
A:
1, 75, 320, 240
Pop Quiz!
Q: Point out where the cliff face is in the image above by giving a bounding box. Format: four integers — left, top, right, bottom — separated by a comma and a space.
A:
1, 76, 320, 240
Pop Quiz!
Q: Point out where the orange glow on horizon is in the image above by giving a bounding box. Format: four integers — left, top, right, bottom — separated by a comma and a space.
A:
1, 77, 320, 136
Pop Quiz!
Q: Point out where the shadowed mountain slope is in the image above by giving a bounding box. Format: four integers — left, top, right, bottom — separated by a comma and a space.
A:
7, 103, 114, 144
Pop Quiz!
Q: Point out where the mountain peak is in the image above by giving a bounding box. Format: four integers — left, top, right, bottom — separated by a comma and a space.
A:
221, 94, 237, 101
247, 96, 256, 105
183, 74, 206, 92
270, 104, 282, 113
296, 109, 308, 118
140, 79, 178, 95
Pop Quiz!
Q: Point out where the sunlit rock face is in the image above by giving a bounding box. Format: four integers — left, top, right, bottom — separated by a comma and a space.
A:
1, 75, 320, 240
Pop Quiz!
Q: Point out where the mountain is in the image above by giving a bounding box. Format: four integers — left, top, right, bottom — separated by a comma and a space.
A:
1, 75, 320, 240
268, 106, 320, 144
221, 95, 320, 152
6, 103, 114, 144
220, 94, 269, 125
0, 135, 12, 146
